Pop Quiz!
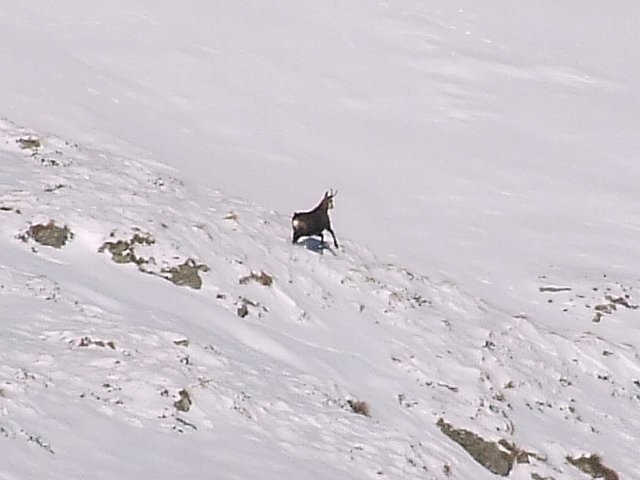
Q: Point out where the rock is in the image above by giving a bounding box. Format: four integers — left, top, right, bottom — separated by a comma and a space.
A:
437, 418, 520, 476
174, 389, 192, 412
566, 454, 618, 480
239, 271, 273, 287
162, 258, 209, 290
24, 221, 73, 248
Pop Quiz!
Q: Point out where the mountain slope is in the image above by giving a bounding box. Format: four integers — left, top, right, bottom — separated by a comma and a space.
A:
1, 119, 638, 479
2, 1, 638, 318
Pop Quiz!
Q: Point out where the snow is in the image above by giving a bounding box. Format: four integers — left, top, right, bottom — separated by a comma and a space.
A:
1, 2, 639, 479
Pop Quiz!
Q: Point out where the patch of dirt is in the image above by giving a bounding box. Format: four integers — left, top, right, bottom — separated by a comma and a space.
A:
566, 454, 618, 480
20, 221, 73, 248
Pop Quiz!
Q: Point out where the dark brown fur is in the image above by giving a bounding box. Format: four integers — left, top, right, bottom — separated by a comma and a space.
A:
292, 190, 339, 248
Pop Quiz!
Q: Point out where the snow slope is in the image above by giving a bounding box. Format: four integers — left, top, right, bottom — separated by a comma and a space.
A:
1, 1, 638, 313
1, 1, 639, 479
1, 120, 639, 479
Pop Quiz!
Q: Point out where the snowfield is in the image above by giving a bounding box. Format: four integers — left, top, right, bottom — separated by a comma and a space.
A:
1, 1, 639, 479
1, 120, 638, 479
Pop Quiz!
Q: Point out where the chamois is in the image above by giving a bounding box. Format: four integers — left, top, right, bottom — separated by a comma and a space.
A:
291, 190, 339, 248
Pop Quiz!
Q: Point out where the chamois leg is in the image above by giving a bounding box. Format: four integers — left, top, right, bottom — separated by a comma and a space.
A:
327, 228, 339, 248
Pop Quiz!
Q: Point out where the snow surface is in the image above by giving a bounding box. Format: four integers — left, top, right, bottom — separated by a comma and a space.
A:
1, 2, 639, 479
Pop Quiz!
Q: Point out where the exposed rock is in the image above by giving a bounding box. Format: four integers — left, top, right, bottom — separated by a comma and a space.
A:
44, 184, 66, 193
566, 454, 618, 480
237, 302, 249, 318
174, 389, 192, 412
592, 293, 638, 322
161, 258, 209, 290
22, 221, 73, 248
531, 474, 555, 480
347, 399, 370, 417
99, 231, 208, 290
78, 337, 116, 349
17, 136, 41, 150
235, 298, 266, 319
539, 286, 572, 293
99, 231, 155, 265
239, 270, 273, 287
437, 418, 532, 476
604, 293, 637, 309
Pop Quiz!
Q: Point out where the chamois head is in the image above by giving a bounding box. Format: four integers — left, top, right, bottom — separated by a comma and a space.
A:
324, 189, 337, 210
291, 189, 339, 249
